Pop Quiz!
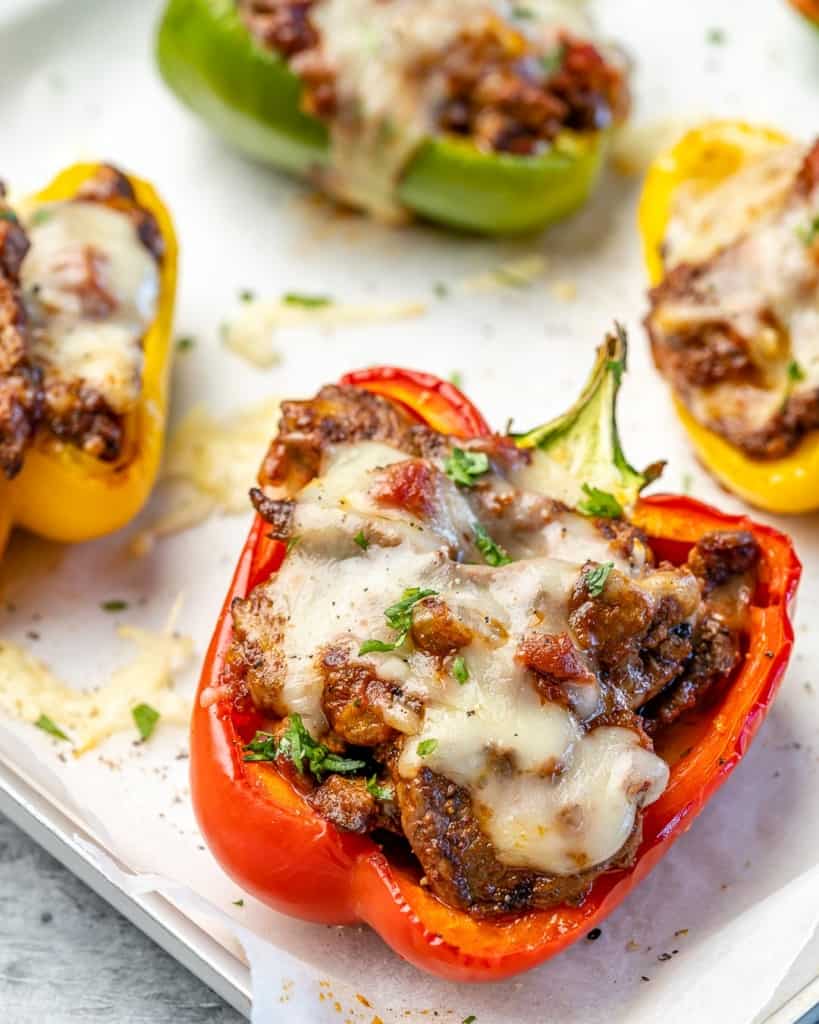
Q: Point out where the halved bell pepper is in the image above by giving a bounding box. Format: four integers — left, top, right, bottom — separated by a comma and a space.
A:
0, 163, 177, 557
191, 352, 800, 981
639, 120, 819, 515
156, 0, 610, 234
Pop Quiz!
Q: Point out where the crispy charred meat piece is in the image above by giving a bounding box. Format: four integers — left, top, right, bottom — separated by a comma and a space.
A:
395, 764, 640, 916
640, 530, 759, 733
238, 2, 627, 156
0, 202, 39, 479
257, 384, 442, 494
308, 773, 399, 834
645, 140, 819, 459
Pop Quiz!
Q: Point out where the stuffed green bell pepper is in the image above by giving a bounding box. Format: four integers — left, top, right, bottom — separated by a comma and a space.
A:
156, 0, 628, 234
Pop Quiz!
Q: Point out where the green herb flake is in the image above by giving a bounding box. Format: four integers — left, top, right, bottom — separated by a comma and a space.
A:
463, 1017, 478, 1024
584, 561, 614, 598
35, 714, 70, 742
0, 210, 18, 223
434, 282, 450, 299
353, 530, 370, 551
797, 216, 819, 247
286, 534, 302, 553
681, 471, 694, 494
101, 599, 128, 613
706, 27, 726, 44
132, 703, 160, 742
444, 447, 490, 487
232, 899, 244, 907
239, 288, 255, 303
577, 483, 623, 519
175, 336, 195, 352
539, 43, 566, 77
359, 587, 437, 655
512, 4, 533, 17
282, 292, 333, 309
473, 523, 512, 567
244, 714, 366, 779
449, 370, 463, 389
30, 208, 52, 226
417, 738, 438, 757
452, 656, 469, 684
788, 359, 806, 382
366, 774, 394, 801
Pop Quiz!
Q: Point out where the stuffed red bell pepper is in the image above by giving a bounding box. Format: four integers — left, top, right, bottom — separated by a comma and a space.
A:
192, 328, 800, 981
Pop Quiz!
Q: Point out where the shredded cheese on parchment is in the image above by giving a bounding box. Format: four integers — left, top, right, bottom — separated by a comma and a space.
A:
0, 603, 193, 754
130, 398, 282, 554
223, 298, 426, 368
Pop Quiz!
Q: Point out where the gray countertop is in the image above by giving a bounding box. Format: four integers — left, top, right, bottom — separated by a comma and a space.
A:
0, 812, 243, 1023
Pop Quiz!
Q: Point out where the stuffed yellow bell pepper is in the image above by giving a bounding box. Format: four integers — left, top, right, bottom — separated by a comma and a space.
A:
639, 121, 819, 514
0, 163, 177, 556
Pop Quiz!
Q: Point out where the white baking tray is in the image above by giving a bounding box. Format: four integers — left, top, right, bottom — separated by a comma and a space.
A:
2, 0, 819, 1021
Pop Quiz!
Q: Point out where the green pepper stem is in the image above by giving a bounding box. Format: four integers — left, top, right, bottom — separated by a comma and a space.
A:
512, 324, 664, 513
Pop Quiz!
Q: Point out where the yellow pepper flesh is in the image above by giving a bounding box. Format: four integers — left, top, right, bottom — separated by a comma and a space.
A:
639, 120, 819, 514
1, 163, 178, 552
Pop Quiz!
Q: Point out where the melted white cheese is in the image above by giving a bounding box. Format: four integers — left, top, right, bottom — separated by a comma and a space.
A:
256, 439, 669, 877
307, 0, 592, 220
21, 201, 159, 412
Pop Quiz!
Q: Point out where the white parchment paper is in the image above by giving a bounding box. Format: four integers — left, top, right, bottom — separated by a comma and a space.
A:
1, 0, 818, 1021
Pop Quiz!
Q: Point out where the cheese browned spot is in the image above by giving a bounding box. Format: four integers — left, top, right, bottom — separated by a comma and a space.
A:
646, 139, 819, 458
226, 387, 757, 916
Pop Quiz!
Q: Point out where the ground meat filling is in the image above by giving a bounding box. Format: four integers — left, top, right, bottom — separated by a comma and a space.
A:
645, 140, 819, 459
238, 1, 627, 156
0, 166, 163, 476
229, 387, 758, 917
0, 199, 39, 477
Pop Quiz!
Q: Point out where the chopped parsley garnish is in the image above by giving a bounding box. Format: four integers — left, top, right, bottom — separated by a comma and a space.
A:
452, 656, 469, 684
238, 288, 255, 303
101, 599, 128, 612
797, 216, 819, 246
282, 292, 333, 309
511, 4, 533, 17
444, 447, 489, 487
448, 369, 463, 389
233, 899, 244, 907
417, 738, 438, 757
706, 27, 726, 44
359, 587, 437, 655
434, 282, 450, 299
175, 336, 195, 352
584, 562, 614, 598
577, 483, 623, 519
473, 523, 512, 567
132, 703, 160, 741
243, 713, 366, 779
30, 209, 52, 226
353, 530, 370, 550
0, 210, 18, 223
463, 1017, 478, 1024
366, 774, 394, 801
788, 359, 806, 383
35, 714, 70, 742
286, 534, 301, 553
539, 43, 566, 77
